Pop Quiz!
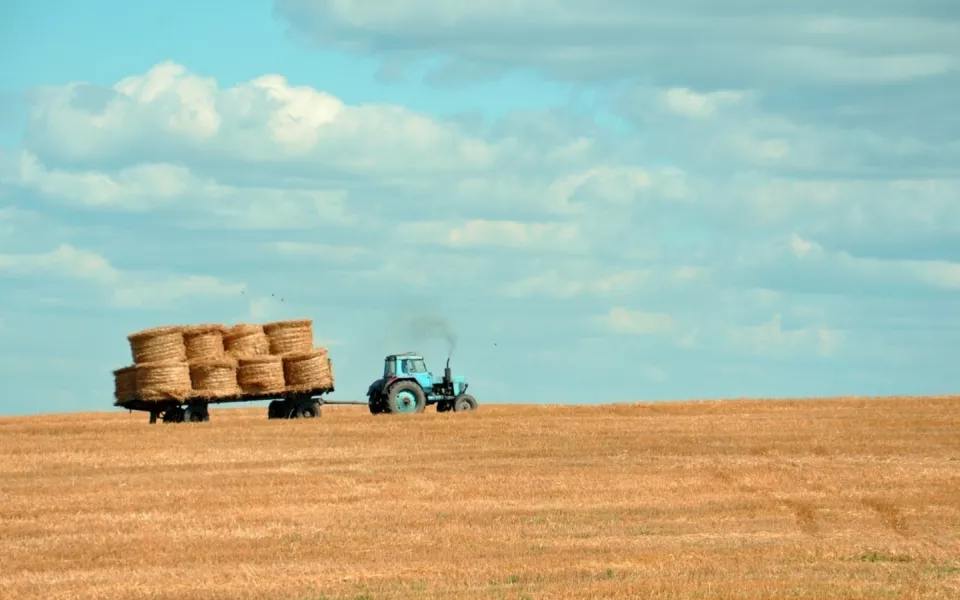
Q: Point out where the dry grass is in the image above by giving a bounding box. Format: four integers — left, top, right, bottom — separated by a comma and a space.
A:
1, 396, 959, 600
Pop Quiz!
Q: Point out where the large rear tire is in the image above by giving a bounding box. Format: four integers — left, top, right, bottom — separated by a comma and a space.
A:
385, 380, 426, 414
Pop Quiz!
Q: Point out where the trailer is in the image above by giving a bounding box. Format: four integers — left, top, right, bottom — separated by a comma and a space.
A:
116, 385, 365, 424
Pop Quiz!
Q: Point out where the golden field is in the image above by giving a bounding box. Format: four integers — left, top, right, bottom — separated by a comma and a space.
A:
1, 396, 959, 600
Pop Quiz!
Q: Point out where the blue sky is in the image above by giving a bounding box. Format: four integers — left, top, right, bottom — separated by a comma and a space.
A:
1, 1, 958, 415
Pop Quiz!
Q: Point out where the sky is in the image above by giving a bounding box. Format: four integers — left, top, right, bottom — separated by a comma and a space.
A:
0, 1, 958, 416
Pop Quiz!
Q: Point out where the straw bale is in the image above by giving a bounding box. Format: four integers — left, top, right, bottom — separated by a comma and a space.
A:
282, 348, 332, 391
189, 359, 240, 398
263, 319, 314, 355
320, 357, 335, 389
112, 366, 138, 405
127, 325, 186, 364
136, 361, 191, 401
183, 324, 227, 362
223, 324, 270, 359
237, 355, 286, 394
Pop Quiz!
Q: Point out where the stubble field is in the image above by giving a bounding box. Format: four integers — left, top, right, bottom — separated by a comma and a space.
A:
1, 396, 959, 599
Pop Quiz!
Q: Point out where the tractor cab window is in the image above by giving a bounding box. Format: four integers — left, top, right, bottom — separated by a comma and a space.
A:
409, 359, 427, 373
384, 358, 396, 377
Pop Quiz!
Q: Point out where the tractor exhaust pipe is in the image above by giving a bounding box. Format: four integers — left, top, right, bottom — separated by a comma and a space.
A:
444, 357, 452, 387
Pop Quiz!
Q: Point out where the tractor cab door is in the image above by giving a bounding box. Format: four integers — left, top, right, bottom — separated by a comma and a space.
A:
405, 358, 433, 392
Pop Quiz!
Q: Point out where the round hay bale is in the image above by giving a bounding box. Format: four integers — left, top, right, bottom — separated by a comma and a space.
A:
282, 348, 331, 391
183, 324, 227, 362
128, 325, 186, 364
223, 324, 270, 359
189, 358, 240, 398
136, 361, 191, 401
318, 357, 334, 389
237, 355, 285, 394
263, 319, 314, 355
113, 365, 138, 404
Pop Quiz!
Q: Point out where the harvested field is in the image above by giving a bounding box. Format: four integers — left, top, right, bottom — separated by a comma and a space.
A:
1, 396, 959, 600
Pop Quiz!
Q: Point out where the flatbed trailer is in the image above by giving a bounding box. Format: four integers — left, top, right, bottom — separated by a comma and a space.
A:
116, 385, 365, 423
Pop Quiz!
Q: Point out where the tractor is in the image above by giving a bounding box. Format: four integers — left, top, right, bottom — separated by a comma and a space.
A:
366, 352, 478, 415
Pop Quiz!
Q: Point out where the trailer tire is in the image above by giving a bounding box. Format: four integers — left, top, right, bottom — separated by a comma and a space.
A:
437, 401, 453, 413
267, 401, 283, 419
184, 406, 208, 422
368, 396, 385, 415
162, 407, 185, 423
293, 402, 320, 418
385, 380, 426, 414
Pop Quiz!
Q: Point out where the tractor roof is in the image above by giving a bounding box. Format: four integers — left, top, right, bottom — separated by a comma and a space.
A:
386, 351, 422, 359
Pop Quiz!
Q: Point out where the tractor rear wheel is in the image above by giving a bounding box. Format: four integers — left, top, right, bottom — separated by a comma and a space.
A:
453, 394, 478, 413
385, 380, 426, 414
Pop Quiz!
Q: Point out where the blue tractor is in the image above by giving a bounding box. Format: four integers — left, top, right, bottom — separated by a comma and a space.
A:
366, 352, 478, 415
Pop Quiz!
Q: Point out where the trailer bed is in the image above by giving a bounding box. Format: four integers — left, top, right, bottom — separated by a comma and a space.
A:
116, 385, 337, 423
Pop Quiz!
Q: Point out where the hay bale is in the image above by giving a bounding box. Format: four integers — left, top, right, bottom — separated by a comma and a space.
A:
113, 366, 138, 404
223, 324, 270, 359
183, 324, 227, 362
320, 357, 334, 389
189, 359, 240, 398
128, 325, 186, 364
282, 348, 332, 391
136, 361, 191, 401
237, 356, 285, 394
263, 319, 314, 355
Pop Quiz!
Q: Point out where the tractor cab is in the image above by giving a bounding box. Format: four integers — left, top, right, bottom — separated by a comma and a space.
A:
383, 352, 434, 392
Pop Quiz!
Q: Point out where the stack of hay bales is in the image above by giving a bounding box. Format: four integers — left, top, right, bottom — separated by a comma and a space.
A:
263, 319, 334, 393
112, 318, 334, 405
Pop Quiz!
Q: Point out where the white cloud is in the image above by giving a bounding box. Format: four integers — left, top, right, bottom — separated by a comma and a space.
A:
0, 244, 119, 284
275, 1, 960, 86
728, 314, 842, 358
22, 61, 504, 174
0, 244, 243, 308
756, 234, 960, 294
272, 242, 368, 262
662, 88, 745, 119
505, 268, 652, 298
406, 219, 582, 251
12, 151, 353, 229
599, 307, 676, 336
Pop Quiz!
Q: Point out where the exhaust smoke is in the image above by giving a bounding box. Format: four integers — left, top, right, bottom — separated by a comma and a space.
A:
402, 314, 458, 357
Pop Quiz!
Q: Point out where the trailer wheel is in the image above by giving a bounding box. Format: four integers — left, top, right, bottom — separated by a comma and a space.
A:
437, 401, 453, 413
368, 397, 384, 415
184, 405, 209, 423
385, 380, 426, 414
162, 407, 185, 423
293, 402, 320, 419
267, 401, 283, 419
453, 394, 478, 413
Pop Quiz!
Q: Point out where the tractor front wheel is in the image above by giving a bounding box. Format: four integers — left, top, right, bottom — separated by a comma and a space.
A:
385, 380, 426, 414
453, 394, 478, 413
